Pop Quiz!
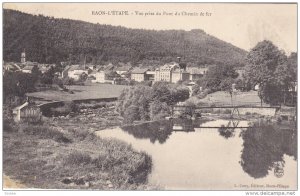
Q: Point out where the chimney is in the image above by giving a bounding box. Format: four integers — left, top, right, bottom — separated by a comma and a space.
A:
177, 57, 186, 71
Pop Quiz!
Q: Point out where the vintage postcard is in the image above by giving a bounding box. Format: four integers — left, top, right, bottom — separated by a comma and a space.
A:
2, 2, 297, 192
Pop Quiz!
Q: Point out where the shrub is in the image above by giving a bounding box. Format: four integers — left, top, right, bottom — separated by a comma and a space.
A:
90, 139, 152, 185
3, 119, 15, 132
276, 116, 282, 124
223, 109, 232, 114
117, 85, 152, 122
64, 151, 92, 166
78, 102, 108, 109
196, 88, 210, 99
68, 128, 92, 141
62, 77, 75, 85
51, 101, 78, 116
22, 125, 72, 143
181, 101, 196, 118
124, 105, 140, 124
149, 101, 171, 121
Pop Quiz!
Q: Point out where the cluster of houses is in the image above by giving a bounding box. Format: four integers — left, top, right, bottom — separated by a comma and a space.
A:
63, 61, 209, 84
3, 51, 56, 75
4, 51, 210, 84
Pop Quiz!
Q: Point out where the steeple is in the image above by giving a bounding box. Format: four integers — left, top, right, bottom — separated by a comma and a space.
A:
21, 49, 26, 63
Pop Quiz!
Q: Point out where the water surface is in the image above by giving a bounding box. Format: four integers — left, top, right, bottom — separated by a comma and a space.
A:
97, 119, 297, 190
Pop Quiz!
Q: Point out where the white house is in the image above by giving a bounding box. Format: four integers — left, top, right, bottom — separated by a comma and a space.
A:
67, 65, 89, 80
92, 71, 106, 83
154, 62, 190, 83
3, 62, 21, 73
171, 69, 190, 83
131, 68, 150, 82
21, 65, 34, 73
186, 67, 208, 81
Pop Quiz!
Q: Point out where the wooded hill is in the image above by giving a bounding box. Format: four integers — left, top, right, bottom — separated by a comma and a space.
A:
3, 9, 247, 67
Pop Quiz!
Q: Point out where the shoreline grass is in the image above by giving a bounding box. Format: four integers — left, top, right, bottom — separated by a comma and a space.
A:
3, 123, 153, 190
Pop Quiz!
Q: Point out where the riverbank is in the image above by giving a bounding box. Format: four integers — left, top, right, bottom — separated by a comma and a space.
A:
47, 102, 124, 132
3, 104, 155, 190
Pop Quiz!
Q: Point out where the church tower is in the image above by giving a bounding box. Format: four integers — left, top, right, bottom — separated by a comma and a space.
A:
21, 50, 26, 63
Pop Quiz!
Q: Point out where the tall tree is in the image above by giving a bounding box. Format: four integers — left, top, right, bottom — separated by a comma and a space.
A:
244, 40, 288, 106
204, 64, 238, 92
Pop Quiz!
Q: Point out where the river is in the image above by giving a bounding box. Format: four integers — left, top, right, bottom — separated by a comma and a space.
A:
96, 119, 297, 190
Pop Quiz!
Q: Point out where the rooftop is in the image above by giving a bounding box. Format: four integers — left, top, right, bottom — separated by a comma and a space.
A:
115, 66, 132, 71
22, 65, 34, 70
186, 67, 208, 74
68, 65, 86, 71
131, 68, 149, 74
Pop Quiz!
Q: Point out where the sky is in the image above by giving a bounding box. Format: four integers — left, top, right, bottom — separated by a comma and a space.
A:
3, 3, 297, 54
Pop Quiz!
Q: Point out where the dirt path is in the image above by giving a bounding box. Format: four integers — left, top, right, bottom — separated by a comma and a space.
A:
3, 175, 26, 189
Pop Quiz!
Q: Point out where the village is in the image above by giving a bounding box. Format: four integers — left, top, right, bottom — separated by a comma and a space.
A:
4, 52, 211, 86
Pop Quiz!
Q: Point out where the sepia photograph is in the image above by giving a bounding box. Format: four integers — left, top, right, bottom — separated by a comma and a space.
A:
1, 2, 298, 192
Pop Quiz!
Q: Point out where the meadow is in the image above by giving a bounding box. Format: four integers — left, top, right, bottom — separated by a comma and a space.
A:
26, 83, 128, 102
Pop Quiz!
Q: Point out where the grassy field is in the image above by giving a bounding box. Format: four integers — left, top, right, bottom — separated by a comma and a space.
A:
189, 90, 269, 107
3, 122, 153, 190
26, 83, 128, 102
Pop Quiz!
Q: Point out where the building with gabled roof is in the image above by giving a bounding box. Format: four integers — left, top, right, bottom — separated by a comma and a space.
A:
103, 63, 115, 71
21, 65, 34, 73
12, 102, 41, 122
154, 62, 190, 83
3, 62, 21, 73
186, 67, 208, 81
115, 65, 132, 75
131, 68, 150, 82
66, 65, 89, 80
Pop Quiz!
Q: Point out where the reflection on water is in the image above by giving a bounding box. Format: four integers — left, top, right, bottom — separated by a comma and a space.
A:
97, 119, 297, 190
218, 126, 236, 139
122, 121, 173, 144
240, 121, 297, 179
121, 119, 207, 144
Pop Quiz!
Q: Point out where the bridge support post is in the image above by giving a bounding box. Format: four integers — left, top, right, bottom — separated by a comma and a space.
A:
230, 107, 240, 119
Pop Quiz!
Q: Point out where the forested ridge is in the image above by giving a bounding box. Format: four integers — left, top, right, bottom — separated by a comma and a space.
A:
3, 9, 247, 66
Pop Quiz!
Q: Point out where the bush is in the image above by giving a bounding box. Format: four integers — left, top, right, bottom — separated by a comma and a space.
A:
149, 101, 171, 120
22, 125, 72, 143
117, 85, 152, 122
223, 109, 232, 114
90, 138, 152, 185
62, 77, 75, 85
68, 128, 93, 141
64, 151, 92, 166
196, 88, 211, 99
124, 105, 140, 123
3, 119, 15, 132
51, 101, 78, 116
78, 102, 107, 109
182, 102, 196, 118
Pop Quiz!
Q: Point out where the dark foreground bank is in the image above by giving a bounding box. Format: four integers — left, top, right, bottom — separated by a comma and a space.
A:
3, 122, 153, 190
